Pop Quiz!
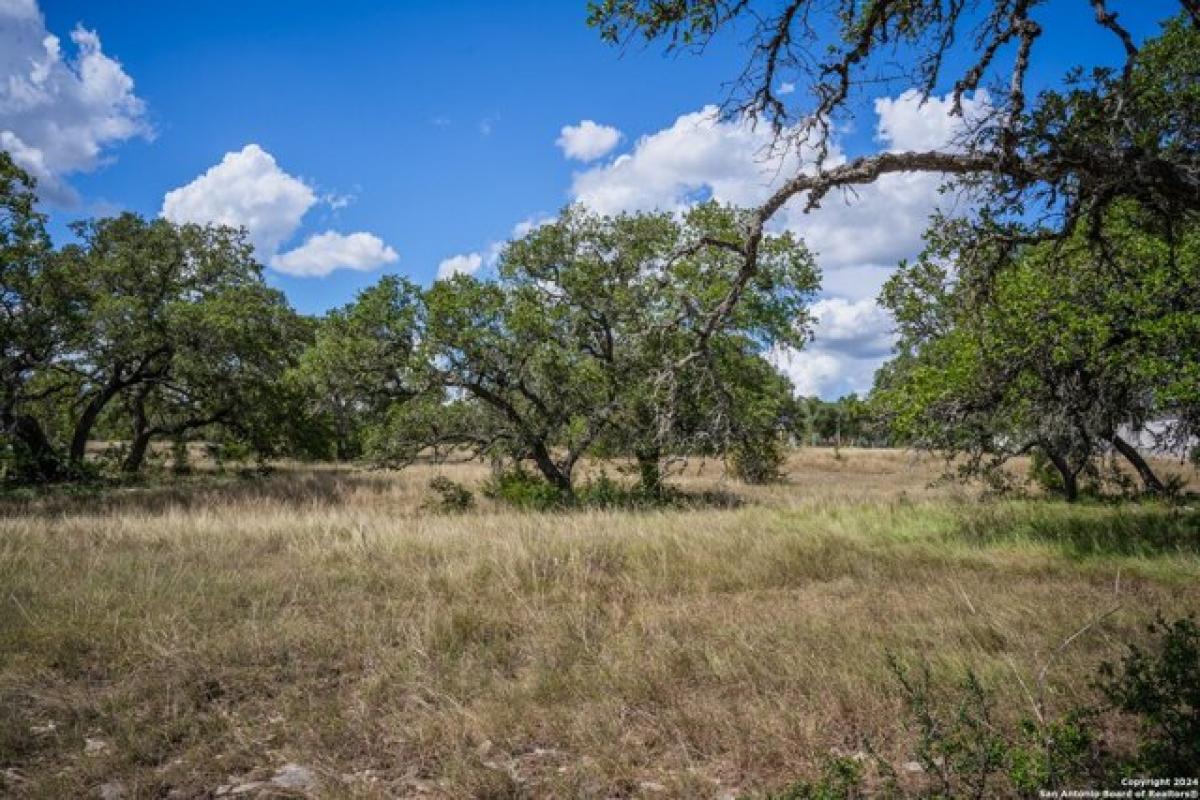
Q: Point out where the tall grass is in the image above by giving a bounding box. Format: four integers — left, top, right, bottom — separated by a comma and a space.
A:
1, 450, 1196, 798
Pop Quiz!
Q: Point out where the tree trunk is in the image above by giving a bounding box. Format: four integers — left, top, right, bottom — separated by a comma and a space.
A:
529, 441, 573, 495
635, 448, 662, 495
332, 400, 354, 461
122, 430, 153, 474
69, 383, 122, 467
1111, 434, 1165, 496
121, 389, 152, 475
1043, 449, 1080, 502
3, 410, 63, 482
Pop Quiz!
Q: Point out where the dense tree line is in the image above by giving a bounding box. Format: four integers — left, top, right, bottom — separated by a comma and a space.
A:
1, 152, 816, 491
6, 0, 1197, 498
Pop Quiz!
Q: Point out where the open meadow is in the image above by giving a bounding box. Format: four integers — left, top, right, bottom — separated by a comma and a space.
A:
2, 449, 1198, 798
4, 0, 1199, 797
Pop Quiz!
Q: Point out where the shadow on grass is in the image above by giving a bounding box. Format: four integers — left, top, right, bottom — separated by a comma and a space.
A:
952, 501, 1200, 557
1, 468, 750, 518
582, 487, 746, 512
0, 467, 388, 518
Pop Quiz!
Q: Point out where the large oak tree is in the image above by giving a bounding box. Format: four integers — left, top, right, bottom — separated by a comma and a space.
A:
588, 1, 1199, 340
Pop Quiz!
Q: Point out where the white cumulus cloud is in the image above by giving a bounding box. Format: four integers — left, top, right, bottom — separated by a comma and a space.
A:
162, 144, 398, 277
771, 349, 844, 398
808, 297, 895, 360
569, 105, 800, 215
162, 144, 316, 258
875, 89, 990, 153
556, 120, 622, 162
569, 94, 983, 273
0, 0, 150, 202
271, 231, 397, 277
772, 297, 897, 398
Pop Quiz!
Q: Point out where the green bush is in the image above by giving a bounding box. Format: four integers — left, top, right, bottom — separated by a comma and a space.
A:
762, 614, 1199, 798
1095, 614, 1200, 775
763, 758, 878, 800
425, 475, 475, 513
765, 757, 872, 799
481, 467, 694, 511
481, 467, 567, 511
729, 435, 787, 484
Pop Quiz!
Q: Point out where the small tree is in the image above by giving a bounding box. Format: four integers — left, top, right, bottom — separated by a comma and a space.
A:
289, 276, 425, 461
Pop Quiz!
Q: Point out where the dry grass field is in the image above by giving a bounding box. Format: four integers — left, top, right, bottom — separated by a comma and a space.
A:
1, 450, 1198, 798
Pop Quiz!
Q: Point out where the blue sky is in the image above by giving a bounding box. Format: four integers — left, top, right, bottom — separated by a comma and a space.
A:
3, 1, 1179, 397
34, 1, 748, 309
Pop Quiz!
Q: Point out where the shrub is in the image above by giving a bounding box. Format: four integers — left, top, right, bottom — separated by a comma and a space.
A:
729, 435, 786, 484
766, 757, 872, 800
481, 467, 567, 511
1095, 613, 1200, 775
764, 615, 1199, 798
481, 467, 697, 511
575, 470, 623, 508
425, 475, 475, 513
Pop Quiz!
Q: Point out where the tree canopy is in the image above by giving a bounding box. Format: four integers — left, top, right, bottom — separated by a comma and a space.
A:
874, 201, 1200, 499
1, 159, 309, 482
588, 2, 1200, 347
409, 203, 818, 493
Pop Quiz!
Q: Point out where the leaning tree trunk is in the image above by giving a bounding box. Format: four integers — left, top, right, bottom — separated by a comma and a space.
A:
122, 431, 153, 475
1043, 449, 1081, 502
1110, 434, 1165, 496
529, 441, 573, 496
69, 382, 123, 467
121, 389, 153, 475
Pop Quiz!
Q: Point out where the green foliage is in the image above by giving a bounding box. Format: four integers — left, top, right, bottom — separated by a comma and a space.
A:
764, 757, 870, 800
417, 202, 817, 492
479, 465, 729, 512
792, 394, 883, 449
728, 433, 786, 484
875, 203, 1200, 501
0, 152, 68, 483
2, 193, 308, 483
481, 467, 568, 511
1006, 714, 1101, 798
1095, 614, 1200, 775
765, 615, 1199, 798
289, 276, 424, 461
887, 655, 1012, 799
424, 475, 475, 513
1027, 450, 1067, 497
